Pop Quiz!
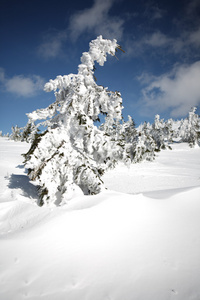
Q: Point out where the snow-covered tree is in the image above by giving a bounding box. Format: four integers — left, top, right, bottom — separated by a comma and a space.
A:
24, 36, 124, 206
135, 122, 156, 162
150, 115, 169, 151
99, 118, 123, 167
163, 118, 174, 147
10, 125, 22, 141
100, 115, 138, 166
21, 120, 39, 143
121, 116, 137, 165
8, 121, 39, 143
178, 107, 200, 147
122, 116, 137, 144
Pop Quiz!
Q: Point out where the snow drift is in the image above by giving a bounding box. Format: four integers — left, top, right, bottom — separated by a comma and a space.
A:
0, 137, 200, 300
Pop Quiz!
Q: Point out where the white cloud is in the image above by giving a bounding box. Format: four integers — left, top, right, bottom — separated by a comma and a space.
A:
144, 3, 165, 21
189, 27, 200, 47
151, 7, 164, 20
0, 68, 5, 82
186, 0, 200, 16
125, 26, 200, 58
144, 31, 172, 47
37, 30, 67, 59
69, 0, 124, 40
139, 61, 200, 117
0, 69, 45, 97
125, 31, 176, 57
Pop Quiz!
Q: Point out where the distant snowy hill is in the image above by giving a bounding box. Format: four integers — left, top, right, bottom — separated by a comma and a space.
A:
0, 137, 200, 300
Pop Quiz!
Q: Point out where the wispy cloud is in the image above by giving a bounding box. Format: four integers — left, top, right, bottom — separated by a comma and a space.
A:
125, 31, 174, 57
36, 0, 123, 59
139, 61, 200, 117
188, 27, 200, 47
144, 31, 173, 47
0, 68, 5, 82
186, 0, 200, 17
125, 26, 200, 59
37, 29, 67, 59
144, 2, 166, 21
124, 0, 200, 59
68, 0, 124, 41
0, 69, 45, 97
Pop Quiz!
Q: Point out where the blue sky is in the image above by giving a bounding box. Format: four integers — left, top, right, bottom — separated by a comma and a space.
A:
1, 0, 200, 134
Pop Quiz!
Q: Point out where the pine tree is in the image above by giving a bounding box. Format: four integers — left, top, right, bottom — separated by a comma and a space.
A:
20, 120, 40, 143
151, 115, 168, 150
163, 118, 174, 148
178, 107, 200, 147
121, 116, 137, 165
100, 115, 138, 166
122, 116, 137, 144
135, 122, 156, 162
24, 36, 124, 206
10, 125, 22, 141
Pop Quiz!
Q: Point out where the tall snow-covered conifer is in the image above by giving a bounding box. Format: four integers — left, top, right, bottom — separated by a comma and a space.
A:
24, 36, 124, 206
151, 115, 169, 150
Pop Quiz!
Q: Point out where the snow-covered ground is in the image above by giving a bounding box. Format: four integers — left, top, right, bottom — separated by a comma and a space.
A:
0, 137, 200, 300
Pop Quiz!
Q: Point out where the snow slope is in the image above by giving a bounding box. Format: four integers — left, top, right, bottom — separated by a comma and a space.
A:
103, 142, 200, 195
0, 137, 200, 300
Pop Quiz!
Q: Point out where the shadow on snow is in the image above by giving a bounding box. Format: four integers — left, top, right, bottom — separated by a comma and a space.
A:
8, 174, 39, 199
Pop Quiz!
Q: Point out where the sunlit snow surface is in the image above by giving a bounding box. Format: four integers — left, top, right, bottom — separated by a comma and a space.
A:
0, 137, 200, 300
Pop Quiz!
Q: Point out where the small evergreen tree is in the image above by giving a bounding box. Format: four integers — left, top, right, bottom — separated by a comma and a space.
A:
24, 36, 124, 205
178, 107, 200, 147
21, 120, 40, 143
123, 116, 137, 144
100, 115, 138, 166
121, 116, 137, 165
163, 118, 174, 147
135, 122, 156, 162
150, 115, 169, 150
10, 125, 22, 141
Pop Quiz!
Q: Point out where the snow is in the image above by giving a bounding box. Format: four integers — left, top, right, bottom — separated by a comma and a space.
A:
103, 143, 200, 194
0, 137, 200, 300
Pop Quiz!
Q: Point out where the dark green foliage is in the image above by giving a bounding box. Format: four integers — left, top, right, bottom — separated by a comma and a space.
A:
22, 131, 48, 164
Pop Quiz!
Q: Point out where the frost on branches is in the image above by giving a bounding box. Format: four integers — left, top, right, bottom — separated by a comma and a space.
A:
24, 36, 124, 206
178, 107, 200, 147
